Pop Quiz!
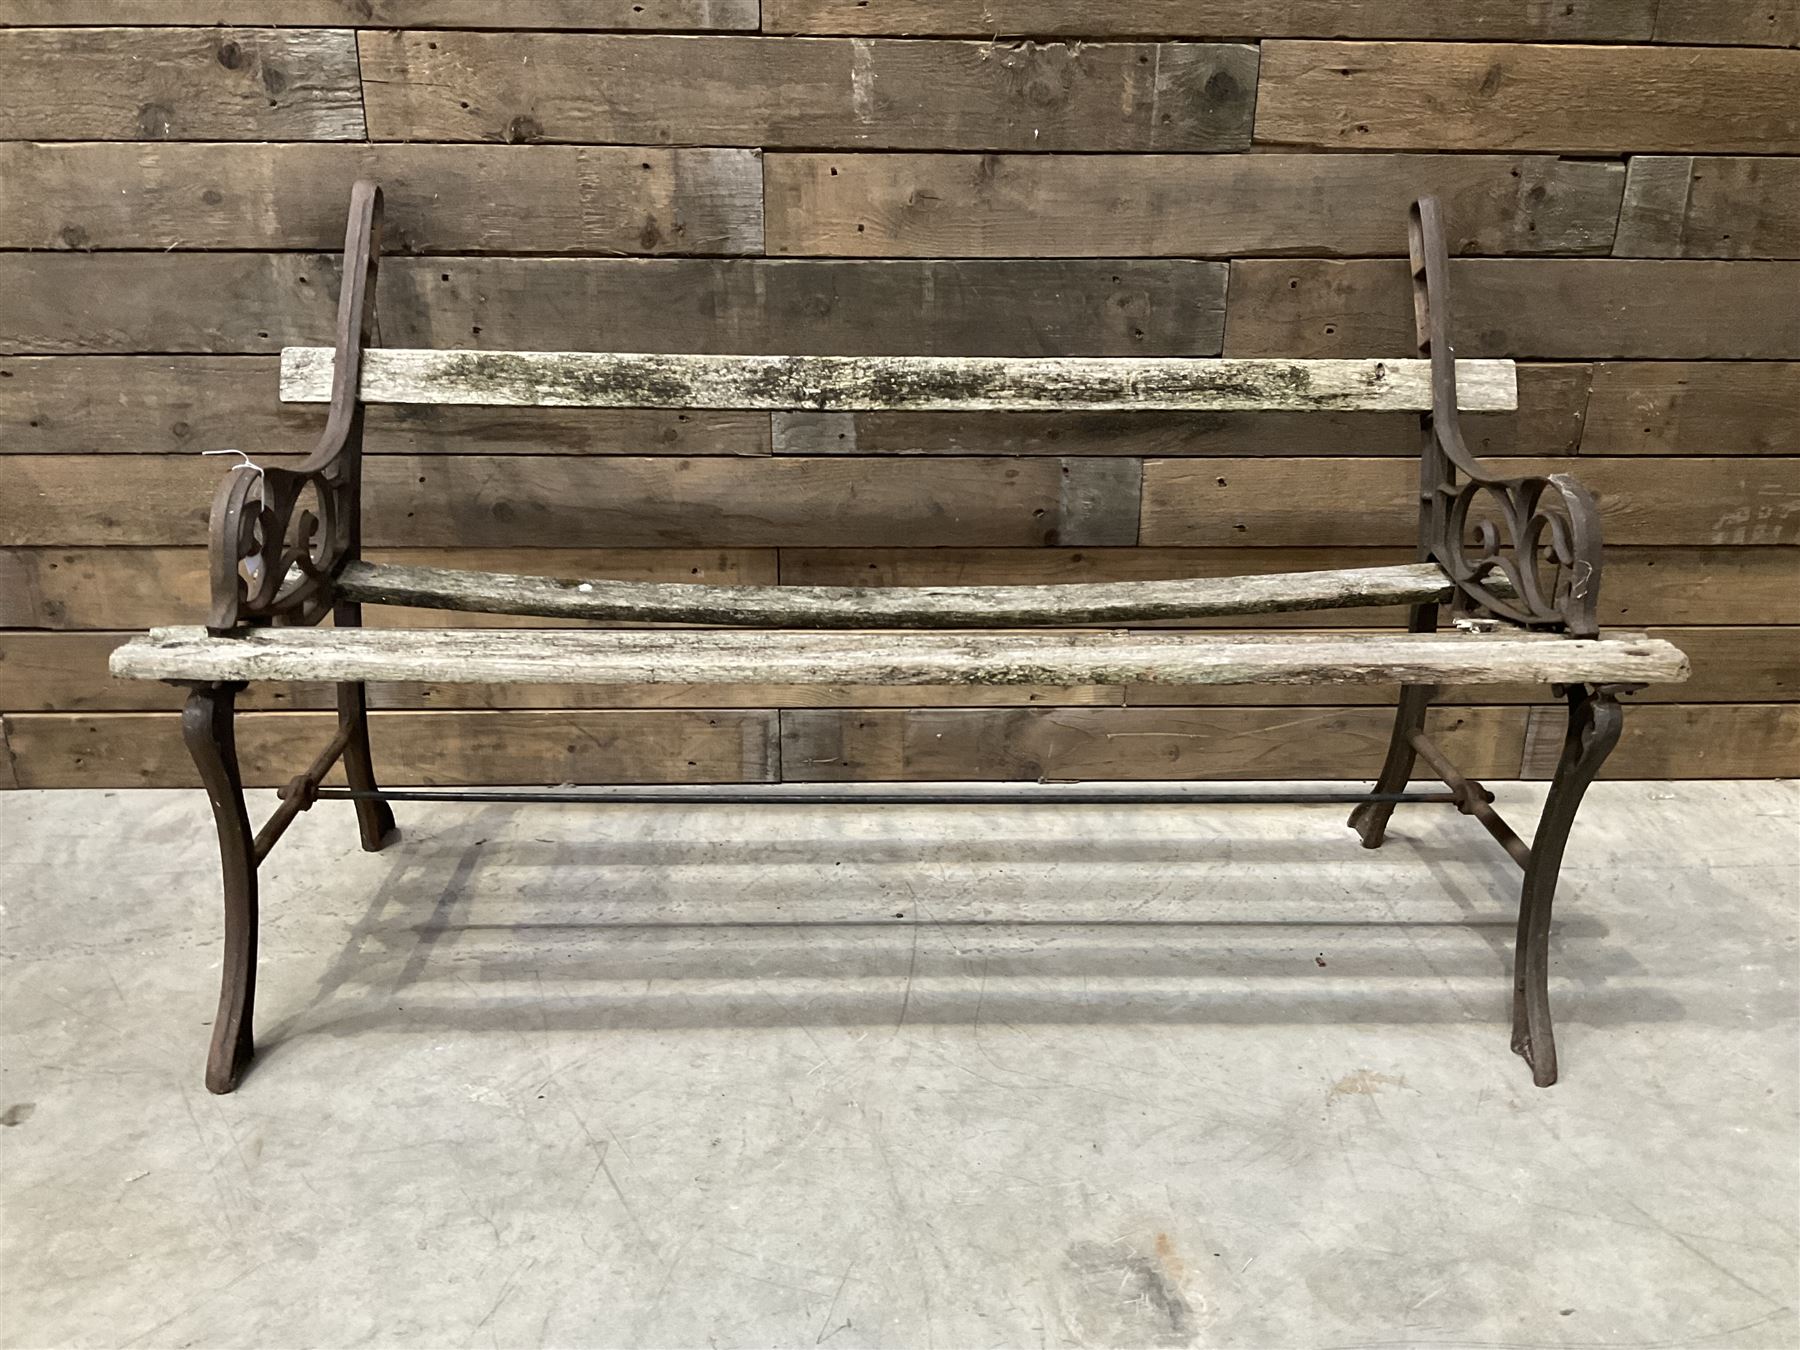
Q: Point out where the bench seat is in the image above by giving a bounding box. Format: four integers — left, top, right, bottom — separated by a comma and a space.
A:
112, 625, 1689, 690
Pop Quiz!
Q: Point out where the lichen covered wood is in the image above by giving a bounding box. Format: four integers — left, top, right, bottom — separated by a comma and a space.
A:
335, 560, 1471, 627
279, 348, 1519, 412
112, 625, 1690, 689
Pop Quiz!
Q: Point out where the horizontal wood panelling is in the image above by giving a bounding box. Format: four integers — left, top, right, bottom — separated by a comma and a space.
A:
1140, 458, 1800, 547
0, 143, 765, 254
760, 2, 1660, 41
2, 709, 780, 788
1224, 259, 1800, 359
0, 455, 1144, 548
1255, 41, 1800, 154
1652, 2, 1800, 47
359, 32, 1260, 151
771, 364, 1588, 457
764, 153, 1623, 257
0, 27, 364, 141
1580, 364, 1800, 455
0, 547, 779, 629
0, 357, 770, 457
0, 255, 1227, 357
0, 3, 760, 28
1613, 157, 1800, 259
780, 705, 1529, 781
1525, 705, 1800, 779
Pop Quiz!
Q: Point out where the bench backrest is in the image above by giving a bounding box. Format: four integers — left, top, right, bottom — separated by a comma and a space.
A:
277, 349, 1517, 414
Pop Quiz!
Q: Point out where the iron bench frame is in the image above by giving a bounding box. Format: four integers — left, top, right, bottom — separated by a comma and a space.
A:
142, 182, 1652, 1094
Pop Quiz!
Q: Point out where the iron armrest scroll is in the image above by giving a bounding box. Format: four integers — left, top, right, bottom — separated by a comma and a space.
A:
1409, 196, 1602, 639
206, 181, 384, 634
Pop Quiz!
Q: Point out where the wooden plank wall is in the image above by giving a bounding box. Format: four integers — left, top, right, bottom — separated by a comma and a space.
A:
1, 6, 1796, 787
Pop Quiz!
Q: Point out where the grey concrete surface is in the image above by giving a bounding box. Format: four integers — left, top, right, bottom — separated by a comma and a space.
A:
1, 782, 1796, 1349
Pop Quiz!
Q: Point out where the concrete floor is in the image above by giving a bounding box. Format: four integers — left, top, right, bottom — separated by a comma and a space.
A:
1, 782, 1795, 1349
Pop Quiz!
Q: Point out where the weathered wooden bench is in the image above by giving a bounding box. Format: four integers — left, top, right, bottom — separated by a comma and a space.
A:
111, 182, 1689, 1095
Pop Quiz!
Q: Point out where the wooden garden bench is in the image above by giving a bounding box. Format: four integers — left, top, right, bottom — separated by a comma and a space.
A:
110, 182, 1689, 1095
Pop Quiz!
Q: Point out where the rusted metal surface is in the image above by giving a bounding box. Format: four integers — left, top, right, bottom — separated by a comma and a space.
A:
1408, 728, 1532, 870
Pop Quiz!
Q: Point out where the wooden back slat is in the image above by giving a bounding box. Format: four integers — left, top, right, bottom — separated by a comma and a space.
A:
279, 349, 1518, 413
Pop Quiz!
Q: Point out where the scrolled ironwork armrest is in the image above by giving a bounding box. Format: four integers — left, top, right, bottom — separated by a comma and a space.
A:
207, 181, 383, 634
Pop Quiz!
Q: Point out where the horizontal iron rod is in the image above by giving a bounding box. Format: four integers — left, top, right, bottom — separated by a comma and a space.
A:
312, 787, 1461, 807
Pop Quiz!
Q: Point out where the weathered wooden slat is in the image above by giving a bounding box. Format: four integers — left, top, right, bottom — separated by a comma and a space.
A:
333, 559, 1463, 627
109, 624, 1690, 690
1224, 259, 1800, 360
0, 455, 1143, 548
2, 709, 780, 789
0, 27, 364, 141
1138, 457, 1800, 547
779, 705, 1530, 781
760, 1, 1658, 41
1580, 364, 1800, 455
1525, 705, 1800, 779
1255, 41, 1800, 154
1, 255, 1227, 357
7, 546, 1790, 633
279, 350, 1518, 413
0, 357, 770, 456
1652, 2, 1800, 47
764, 153, 1624, 257
0, 143, 764, 254
0, 2, 759, 27
1613, 157, 1800, 260
358, 31, 1259, 151
770, 364, 1587, 458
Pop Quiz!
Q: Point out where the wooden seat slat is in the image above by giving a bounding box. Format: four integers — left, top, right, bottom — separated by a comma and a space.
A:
111, 626, 1690, 690
278, 349, 1519, 413
335, 560, 1475, 628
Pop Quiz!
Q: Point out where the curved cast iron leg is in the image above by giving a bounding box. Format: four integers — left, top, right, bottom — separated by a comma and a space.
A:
333, 602, 396, 852
1513, 686, 1625, 1087
1350, 682, 1437, 848
182, 682, 258, 1095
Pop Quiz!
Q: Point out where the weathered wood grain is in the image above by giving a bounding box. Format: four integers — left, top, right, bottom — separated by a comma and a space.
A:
280, 350, 1518, 413
760, 1, 1659, 41
770, 364, 1588, 457
1255, 41, 1800, 154
764, 153, 1624, 257
1581, 364, 1800, 455
1, 254, 1227, 357
1127, 627, 1796, 707
333, 559, 1463, 626
0, 717, 17, 790
779, 705, 1529, 781
0, 2, 759, 27
1138, 457, 1800, 547
1525, 704, 1800, 779
2, 709, 780, 788
0, 143, 764, 254
1652, 1, 1800, 47
0, 356, 770, 456
110, 625, 1690, 690
1224, 259, 1800, 360
359, 31, 1259, 151
0, 455, 1142, 548
1613, 157, 1800, 259
779, 547, 1800, 629
9, 546, 1783, 633
0, 27, 364, 141
1, 632, 1124, 713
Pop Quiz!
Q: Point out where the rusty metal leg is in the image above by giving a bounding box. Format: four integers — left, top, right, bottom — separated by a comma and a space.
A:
1512, 685, 1624, 1087
1350, 682, 1437, 848
334, 601, 396, 852
182, 681, 258, 1095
